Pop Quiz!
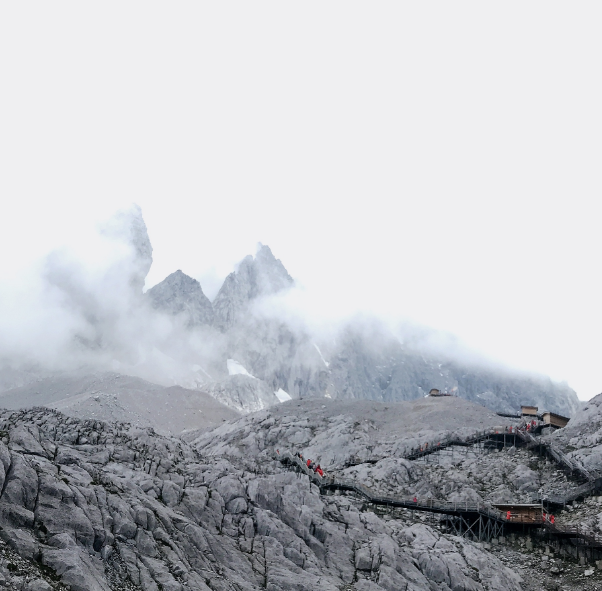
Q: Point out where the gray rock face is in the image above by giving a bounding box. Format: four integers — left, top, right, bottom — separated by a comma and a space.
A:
219, 317, 580, 417
201, 374, 281, 413
224, 317, 327, 398
192, 396, 581, 509
146, 270, 214, 327
0, 406, 523, 591
443, 364, 580, 418
192, 396, 513, 469
554, 392, 602, 471
141, 247, 577, 417
212, 245, 293, 331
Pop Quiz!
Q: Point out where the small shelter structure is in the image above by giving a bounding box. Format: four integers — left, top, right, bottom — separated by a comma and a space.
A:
428, 388, 453, 397
542, 412, 570, 429
521, 405, 539, 418
492, 504, 543, 524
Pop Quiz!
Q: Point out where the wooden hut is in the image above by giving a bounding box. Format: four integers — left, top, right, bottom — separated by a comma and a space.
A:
428, 388, 454, 397
521, 405, 539, 418
542, 412, 570, 429
492, 504, 543, 523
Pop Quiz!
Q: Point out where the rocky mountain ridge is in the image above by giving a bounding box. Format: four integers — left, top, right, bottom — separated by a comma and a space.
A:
146, 248, 579, 417
0, 205, 581, 421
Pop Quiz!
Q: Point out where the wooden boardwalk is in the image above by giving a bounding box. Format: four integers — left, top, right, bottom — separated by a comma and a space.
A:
403, 425, 601, 504
276, 424, 602, 549
278, 451, 507, 541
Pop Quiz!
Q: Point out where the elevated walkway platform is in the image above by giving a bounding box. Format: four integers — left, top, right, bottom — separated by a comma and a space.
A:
277, 451, 507, 541
274, 421, 602, 551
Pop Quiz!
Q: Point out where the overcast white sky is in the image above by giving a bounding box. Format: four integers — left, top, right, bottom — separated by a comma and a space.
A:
1, 3, 601, 399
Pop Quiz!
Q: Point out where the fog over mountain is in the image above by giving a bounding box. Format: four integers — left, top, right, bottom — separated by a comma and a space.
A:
0, 205, 580, 420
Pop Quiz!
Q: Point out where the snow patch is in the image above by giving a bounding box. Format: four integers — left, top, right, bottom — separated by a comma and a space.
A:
227, 359, 256, 379
313, 343, 330, 368
274, 388, 292, 403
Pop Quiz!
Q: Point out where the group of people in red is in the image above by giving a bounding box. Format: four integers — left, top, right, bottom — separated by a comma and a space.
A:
543, 512, 555, 525
294, 452, 324, 477
525, 419, 537, 432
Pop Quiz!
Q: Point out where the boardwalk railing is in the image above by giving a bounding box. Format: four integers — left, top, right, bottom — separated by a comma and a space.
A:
276, 450, 602, 549
404, 425, 596, 491
405, 426, 526, 459
277, 451, 506, 522
543, 521, 602, 549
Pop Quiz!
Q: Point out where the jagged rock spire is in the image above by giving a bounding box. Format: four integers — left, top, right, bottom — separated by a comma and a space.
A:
212, 244, 293, 331
146, 269, 214, 327
99, 203, 153, 293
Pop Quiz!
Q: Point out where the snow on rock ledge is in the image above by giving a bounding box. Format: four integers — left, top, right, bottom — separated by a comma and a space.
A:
203, 374, 280, 414
275, 388, 292, 403
227, 359, 256, 378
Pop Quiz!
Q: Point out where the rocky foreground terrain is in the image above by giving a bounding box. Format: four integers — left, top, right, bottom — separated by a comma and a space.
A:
0, 394, 601, 590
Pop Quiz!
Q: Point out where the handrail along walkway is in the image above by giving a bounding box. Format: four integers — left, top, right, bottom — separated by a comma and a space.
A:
277, 451, 506, 541
403, 425, 601, 505
275, 421, 602, 548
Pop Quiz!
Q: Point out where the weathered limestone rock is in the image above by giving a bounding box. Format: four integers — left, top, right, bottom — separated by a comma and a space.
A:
0, 406, 527, 591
